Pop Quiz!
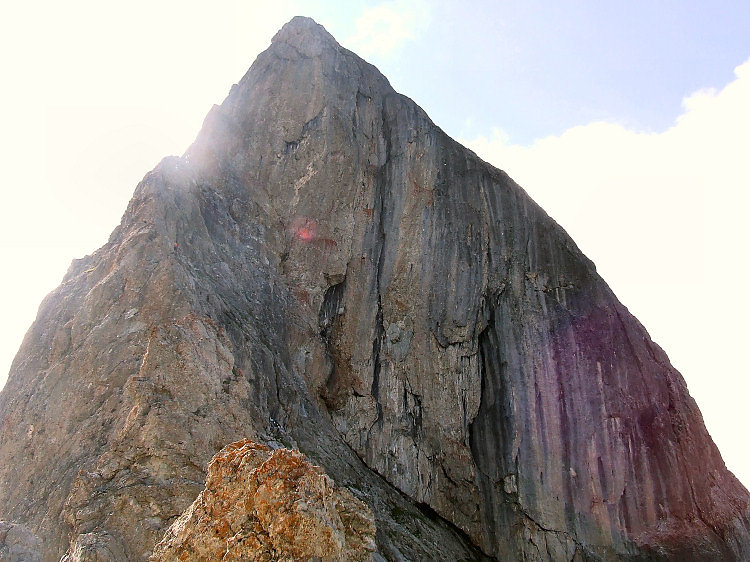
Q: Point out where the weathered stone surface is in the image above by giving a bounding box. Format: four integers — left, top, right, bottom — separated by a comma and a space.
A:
0, 521, 42, 562
150, 438, 376, 561
61, 532, 128, 562
0, 15, 749, 561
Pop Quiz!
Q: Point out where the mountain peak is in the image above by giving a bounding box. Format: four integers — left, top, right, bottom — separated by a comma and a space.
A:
271, 16, 338, 58
1, 16, 749, 562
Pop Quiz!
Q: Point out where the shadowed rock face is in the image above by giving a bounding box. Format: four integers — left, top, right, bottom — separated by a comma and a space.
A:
0, 16, 748, 561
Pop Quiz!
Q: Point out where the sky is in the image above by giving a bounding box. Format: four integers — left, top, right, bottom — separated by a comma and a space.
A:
1, 1, 749, 487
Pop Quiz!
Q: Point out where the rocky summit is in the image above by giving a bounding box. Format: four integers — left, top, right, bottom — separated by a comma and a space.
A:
1, 16, 749, 562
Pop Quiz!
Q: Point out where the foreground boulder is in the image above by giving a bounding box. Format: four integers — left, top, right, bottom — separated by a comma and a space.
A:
150, 439, 377, 561
0, 15, 748, 561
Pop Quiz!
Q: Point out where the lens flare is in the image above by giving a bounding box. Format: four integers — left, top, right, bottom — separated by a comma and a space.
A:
291, 217, 318, 243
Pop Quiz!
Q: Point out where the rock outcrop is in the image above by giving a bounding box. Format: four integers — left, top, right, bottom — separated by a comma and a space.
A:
0, 15, 749, 561
150, 438, 376, 561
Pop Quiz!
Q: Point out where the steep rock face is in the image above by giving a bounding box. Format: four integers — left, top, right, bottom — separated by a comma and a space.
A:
0, 18, 488, 562
0, 16, 749, 561
150, 438, 377, 561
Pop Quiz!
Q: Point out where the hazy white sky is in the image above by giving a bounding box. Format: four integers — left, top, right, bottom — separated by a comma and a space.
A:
1, 1, 749, 487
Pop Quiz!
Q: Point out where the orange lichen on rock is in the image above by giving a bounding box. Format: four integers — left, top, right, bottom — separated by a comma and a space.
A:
150, 438, 377, 561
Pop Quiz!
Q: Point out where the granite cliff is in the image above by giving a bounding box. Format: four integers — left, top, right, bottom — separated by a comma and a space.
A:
1, 16, 749, 561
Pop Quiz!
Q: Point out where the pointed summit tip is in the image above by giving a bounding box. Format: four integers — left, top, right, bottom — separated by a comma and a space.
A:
271, 16, 339, 57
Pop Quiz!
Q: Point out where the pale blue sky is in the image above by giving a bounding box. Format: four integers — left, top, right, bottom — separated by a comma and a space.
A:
303, 1, 750, 143
1, 0, 749, 486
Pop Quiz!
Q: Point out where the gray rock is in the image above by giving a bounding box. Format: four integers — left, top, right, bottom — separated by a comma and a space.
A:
61, 532, 127, 562
0, 15, 748, 561
0, 521, 42, 562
